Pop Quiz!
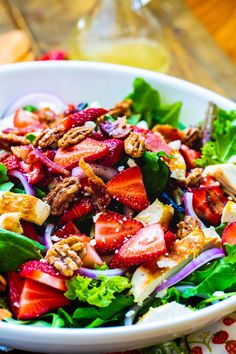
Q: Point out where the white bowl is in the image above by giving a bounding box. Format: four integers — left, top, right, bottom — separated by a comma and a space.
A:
0, 61, 235, 353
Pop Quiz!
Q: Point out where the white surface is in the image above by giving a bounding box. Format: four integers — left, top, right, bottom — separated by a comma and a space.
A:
0, 61, 236, 353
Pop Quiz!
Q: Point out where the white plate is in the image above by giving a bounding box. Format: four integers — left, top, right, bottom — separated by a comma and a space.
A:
0, 61, 235, 353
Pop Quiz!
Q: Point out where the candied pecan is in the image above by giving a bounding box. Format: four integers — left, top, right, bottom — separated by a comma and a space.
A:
98, 99, 132, 123
37, 107, 58, 125
34, 124, 66, 149
79, 158, 110, 211
0, 133, 30, 150
182, 127, 202, 149
185, 168, 203, 187
58, 125, 93, 148
45, 236, 86, 276
44, 177, 81, 215
0, 275, 6, 292
124, 132, 146, 158
177, 215, 201, 239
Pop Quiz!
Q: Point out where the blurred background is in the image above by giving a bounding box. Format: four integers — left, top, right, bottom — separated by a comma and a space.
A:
0, 0, 236, 99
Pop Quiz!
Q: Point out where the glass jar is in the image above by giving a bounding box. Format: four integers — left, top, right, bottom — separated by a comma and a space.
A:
70, 0, 170, 73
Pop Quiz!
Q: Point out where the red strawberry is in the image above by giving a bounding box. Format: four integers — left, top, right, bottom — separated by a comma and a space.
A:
20, 260, 67, 292
54, 138, 109, 168
110, 223, 166, 268
13, 108, 40, 129
190, 347, 203, 354
2, 154, 20, 170
180, 144, 201, 170
132, 126, 150, 135
91, 131, 106, 141
95, 211, 143, 253
97, 139, 124, 166
55, 221, 80, 239
106, 167, 149, 211
59, 198, 93, 225
37, 50, 68, 61
200, 176, 219, 188
60, 108, 107, 130
164, 230, 176, 249
71, 234, 103, 268
19, 161, 46, 185
222, 222, 236, 246
212, 330, 229, 344
223, 317, 235, 326
29, 149, 70, 177
145, 132, 172, 155
21, 221, 39, 242
225, 340, 236, 354
8, 272, 24, 317
17, 278, 70, 320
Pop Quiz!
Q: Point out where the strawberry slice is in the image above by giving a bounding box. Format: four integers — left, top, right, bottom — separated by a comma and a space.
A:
200, 176, 219, 188
13, 108, 42, 129
8, 272, 24, 317
2, 154, 20, 170
17, 278, 70, 320
60, 108, 107, 130
71, 234, 103, 267
110, 223, 166, 268
180, 144, 201, 170
164, 230, 176, 250
97, 139, 124, 166
54, 138, 109, 168
37, 50, 68, 61
55, 221, 80, 239
106, 167, 149, 211
145, 132, 172, 154
19, 161, 46, 185
222, 222, 236, 245
59, 198, 93, 225
20, 260, 67, 292
95, 211, 143, 253
21, 221, 39, 242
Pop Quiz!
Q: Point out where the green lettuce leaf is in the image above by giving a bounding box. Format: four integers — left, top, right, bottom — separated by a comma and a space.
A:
0, 181, 14, 191
126, 78, 182, 128
65, 274, 131, 307
0, 163, 9, 184
197, 108, 236, 166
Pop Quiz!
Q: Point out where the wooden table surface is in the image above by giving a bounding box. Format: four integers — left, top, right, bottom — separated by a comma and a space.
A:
0, 0, 236, 353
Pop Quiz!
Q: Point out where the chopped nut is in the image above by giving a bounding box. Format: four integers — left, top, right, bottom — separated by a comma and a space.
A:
182, 127, 202, 149
44, 177, 81, 215
0, 275, 7, 292
98, 99, 132, 123
124, 132, 146, 158
79, 158, 110, 211
0, 309, 12, 320
37, 107, 58, 125
45, 236, 86, 276
58, 125, 93, 148
0, 132, 30, 150
177, 216, 201, 239
185, 168, 203, 187
34, 124, 66, 149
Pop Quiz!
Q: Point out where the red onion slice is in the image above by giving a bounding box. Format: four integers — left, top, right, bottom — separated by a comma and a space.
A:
2, 92, 67, 118
43, 224, 54, 250
77, 267, 126, 279
183, 192, 206, 228
155, 247, 225, 292
8, 170, 35, 196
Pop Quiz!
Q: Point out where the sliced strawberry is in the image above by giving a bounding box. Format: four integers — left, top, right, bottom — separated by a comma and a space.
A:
222, 222, 236, 246
29, 149, 70, 177
60, 108, 107, 130
2, 154, 20, 170
192, 186, 226, 226
180, 144, 201, 170
164, 230, 176, 249
97, 139, 124, 166
13, 108, 41, 129
8, 272, 24, 317
132, 126, 150, 135
21, 221, 39, 242
59, 198, 93, 225
110, 223, 166, 268
70, 234, 103, 267
95, 211, 143, 253
145, 132, 172, 154
91, 131, 106, 141
200, 176, 219, 188
17, 278, 70, 320
54, 138, 109, 168
20, 260, 67, 292
37, 50, 68, 61
55, 222, 80, 239
19, 161, 46, 184
106, 167, 149, 211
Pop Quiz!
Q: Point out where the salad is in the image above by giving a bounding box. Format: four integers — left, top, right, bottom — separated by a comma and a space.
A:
0, 78, 235, 329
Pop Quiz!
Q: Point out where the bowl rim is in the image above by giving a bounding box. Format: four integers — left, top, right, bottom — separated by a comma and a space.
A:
0, 60, 235, 337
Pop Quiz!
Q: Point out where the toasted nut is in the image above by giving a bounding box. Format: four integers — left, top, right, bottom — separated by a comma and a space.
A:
124, 132, 146, 158
98, 99, 132, 123
45, 236, 87, 276
185, 168, 203, 187
37, 107, 58, 125
44, 177, 81, 216
34, 125, 66, 149
0, 275, 7, 292
58, 125, 93, 148
182, 127, 202, 149
0, 133, 30, 150
177, 216, 201, 239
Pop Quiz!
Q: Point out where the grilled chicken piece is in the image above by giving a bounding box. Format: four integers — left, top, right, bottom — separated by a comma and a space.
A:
164, 150, 186, 181
221, 201, 236, 223
0, 212, 23, 234
204, 163, 236, 194
134, 199, 174, 227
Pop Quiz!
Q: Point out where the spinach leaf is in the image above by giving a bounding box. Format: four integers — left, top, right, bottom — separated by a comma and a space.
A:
0, 228, 45, 272
26, 133, 37, 143
34, 186, 47, 198
0, 182, 14, 191
23, 105, 37, 112
140, 151, 169, 202
0, 163, 9, 184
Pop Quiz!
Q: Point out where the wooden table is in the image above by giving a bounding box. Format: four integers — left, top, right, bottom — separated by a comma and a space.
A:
0, 0, 236, 353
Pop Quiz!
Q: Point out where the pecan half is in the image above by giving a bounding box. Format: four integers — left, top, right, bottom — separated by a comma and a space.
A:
185, 168, 203, 187
34, 124, 66, 149
58, 125, 93, 148
177, 216, 201, 239
0, 133, 30, 150
44, 176, 81, 215
0, 275, 6, 292
98, 99, 132, 123
124, 132, 146, 158
45, 236, 86, 276
182, 127, 202, 149
37, 107, 58, 125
